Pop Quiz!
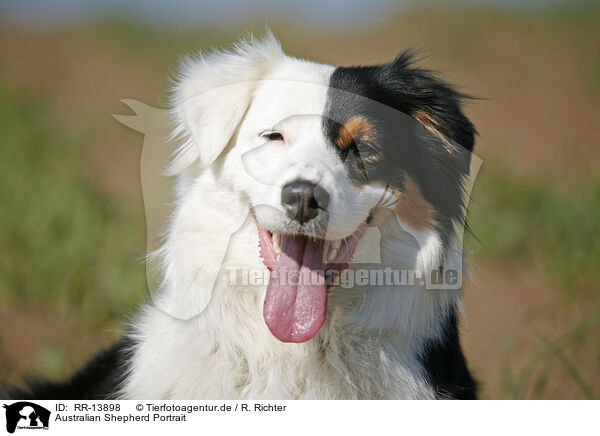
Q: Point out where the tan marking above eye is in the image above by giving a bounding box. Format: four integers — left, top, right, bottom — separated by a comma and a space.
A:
335, 116, 374, 150
393, 175, 437, 230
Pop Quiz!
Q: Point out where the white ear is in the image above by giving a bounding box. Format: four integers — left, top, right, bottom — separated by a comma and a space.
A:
168, 33, 283, 174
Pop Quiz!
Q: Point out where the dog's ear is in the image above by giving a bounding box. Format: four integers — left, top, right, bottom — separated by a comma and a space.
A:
389, 50, 476, 153
168, 34, 283, 174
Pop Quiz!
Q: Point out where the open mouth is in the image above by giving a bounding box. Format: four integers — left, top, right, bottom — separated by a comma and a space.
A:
256, 219, 368, 343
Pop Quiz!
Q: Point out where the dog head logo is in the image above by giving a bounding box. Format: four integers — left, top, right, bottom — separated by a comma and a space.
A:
3, 402, 50, 433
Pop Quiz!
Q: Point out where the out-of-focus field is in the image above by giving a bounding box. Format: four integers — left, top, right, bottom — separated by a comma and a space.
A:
1, 4, 599, 399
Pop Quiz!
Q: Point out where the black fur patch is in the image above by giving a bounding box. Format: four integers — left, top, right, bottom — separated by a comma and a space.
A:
324, 53, 478, 398
0, 339, 129, 400
323, 51, 476, 246
419, 310, 478, 399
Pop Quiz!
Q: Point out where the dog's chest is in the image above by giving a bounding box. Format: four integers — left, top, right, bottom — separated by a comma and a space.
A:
125, 292, 436, 399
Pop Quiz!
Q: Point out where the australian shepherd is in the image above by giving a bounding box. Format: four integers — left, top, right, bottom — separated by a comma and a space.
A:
4, 34, 478, 400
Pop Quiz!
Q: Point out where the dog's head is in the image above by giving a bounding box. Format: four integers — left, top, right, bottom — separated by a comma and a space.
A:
169, 34, 475, 342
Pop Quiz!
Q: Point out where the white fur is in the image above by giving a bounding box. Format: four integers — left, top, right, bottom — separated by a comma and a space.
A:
121, 34, 462, 400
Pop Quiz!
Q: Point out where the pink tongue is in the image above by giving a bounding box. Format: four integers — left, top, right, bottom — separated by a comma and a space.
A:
263, 235, 327, 343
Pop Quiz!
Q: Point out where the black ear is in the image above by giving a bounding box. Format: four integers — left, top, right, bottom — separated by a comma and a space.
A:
384, 50, 477, 153
368, 52, 478, 239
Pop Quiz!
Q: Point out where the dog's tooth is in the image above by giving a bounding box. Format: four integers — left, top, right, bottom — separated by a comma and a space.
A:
273, 233, 281, 254
327, 239, 342, 262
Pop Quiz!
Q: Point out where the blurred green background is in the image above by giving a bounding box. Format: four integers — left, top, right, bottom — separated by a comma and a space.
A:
0, 1, 599, 399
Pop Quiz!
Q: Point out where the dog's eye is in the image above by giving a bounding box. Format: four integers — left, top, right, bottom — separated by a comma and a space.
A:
260, 131, 284, 141
355, 141, 376, 155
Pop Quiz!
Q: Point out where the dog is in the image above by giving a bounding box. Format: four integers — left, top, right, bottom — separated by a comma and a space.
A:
3, 33, 477, 400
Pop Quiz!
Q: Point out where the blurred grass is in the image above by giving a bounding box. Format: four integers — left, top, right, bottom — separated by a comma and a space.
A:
468, 169, 600, 297
496, 310, 600, 399
467, 165, 600, 398
0, 80, 147, 323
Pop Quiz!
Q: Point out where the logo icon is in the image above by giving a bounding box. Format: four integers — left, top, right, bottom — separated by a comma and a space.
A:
3, 402, 50, 434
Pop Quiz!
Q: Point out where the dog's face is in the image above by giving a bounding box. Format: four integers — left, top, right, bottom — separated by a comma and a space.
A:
235, 77, 385, 243
170, 35, 475, 343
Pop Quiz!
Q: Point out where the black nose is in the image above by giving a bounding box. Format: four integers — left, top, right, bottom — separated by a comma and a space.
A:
281, 180, 329, 224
